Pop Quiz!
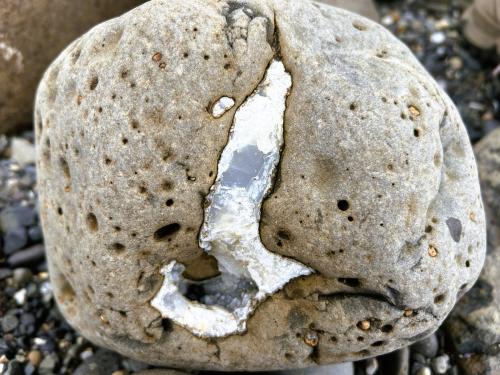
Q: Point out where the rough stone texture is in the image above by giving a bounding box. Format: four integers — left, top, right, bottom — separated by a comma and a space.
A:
35, 0, 486, 371
445, 128, 500, 375
317, 0, 379, 22
0, 0, 144, 134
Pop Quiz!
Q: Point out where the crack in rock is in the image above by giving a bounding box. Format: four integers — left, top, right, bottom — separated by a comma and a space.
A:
150, 59, 313, 338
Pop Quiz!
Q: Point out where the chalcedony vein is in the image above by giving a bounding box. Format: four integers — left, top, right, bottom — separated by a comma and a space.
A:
150, 59, 313, 338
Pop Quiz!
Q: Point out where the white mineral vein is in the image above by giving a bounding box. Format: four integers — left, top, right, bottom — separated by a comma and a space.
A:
151, 60, 313, 337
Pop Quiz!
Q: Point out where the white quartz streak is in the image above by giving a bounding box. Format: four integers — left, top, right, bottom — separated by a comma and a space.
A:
151, 60, 313, 338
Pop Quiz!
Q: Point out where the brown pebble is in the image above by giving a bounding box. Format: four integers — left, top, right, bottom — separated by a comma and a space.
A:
403, 309, 414, 317
159, 62, 166, 69
28, 350, 42, 367
408, 105, 420, 118
428, 245, 438, 257
304, 331, 319, 347
152, 52, 162, 62
357, 320, 371, 330
112, 371, 127, 375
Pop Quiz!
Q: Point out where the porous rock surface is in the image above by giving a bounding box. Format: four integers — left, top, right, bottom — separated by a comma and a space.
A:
35, 0, 486, 370
0, 0, 144, 134
445, 128, 500, 375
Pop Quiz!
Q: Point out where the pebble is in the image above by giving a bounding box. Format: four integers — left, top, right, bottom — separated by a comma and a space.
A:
12, 268, 32, 285
13, 288, 27, 305
1, 314, 19, 333
27, 226, 43, 242
432, 354, 450, 374
448, 56, 463, 70
3, 227, 28, 256
38, 353, 58, 375
366, 357, 379, 375
416, 367, 432, 375
0, 268, 13, 280
27, 350, 42, 367
430, 31, 446, 44
10, 138, 36, 166
412, 333, 439, 358
7, 244, 45, 267
4, 360, 23, 375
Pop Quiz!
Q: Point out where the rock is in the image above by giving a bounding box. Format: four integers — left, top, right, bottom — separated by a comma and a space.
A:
38, 353, 58, 375
6, 244, 45, 267
273, 363, 355, 375
12, 268, 33, 285
36, 0, 486, 371
0, 0, 146, 134
2, 227, 28, 255
415, 367, 431, 375
317, 0, 379, 22
73, 349, 121, 375
445, 128, 500, 375
411, 333, 439, 359
10, 138, 36, 166
27, 350, 42, 367
431, 354, 450, 374
1, 314, 19, 332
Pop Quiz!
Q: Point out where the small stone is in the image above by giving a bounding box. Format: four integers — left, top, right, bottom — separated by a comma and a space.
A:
27, 226, 43, 242
13, 288, 27, 305
111, 371, 127, 375
12, 268, 32, 285
1, 315, 19, 332
404, 309, 414, 317
366, 357, 379, 375
4, 360, 23, 375
10, 138, 36, 166
38, 354, 58, 375
304, 331, 319, 347
412, 333, 439, 358
3, 227, 28, 255
430, 32, 446, 44
428, 245, 438, 257
7, 244, 45, 267
0, 268, 13, 281
448, 57, 463, 71
27, 351, 42, 367
416, 367, 432, 375
432, 354, 450, 374
358, 320, 371, 330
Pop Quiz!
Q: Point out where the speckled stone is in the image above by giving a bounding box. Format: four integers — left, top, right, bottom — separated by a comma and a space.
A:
0, 0, 144, 134
35, 0, 486, 371
445, 128, 500, 375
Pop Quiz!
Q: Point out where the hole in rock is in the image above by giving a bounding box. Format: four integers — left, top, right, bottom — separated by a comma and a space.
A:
338, 278, 361, 287
337, 200, 349, 211
86, 213, 98, 232
154, 223, 181, 241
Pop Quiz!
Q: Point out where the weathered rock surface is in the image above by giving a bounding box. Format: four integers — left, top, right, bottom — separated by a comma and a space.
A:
0, 0, 144, 134
317, 0, 379, 22
445, 128, 500, 375
35, 0, 486, 371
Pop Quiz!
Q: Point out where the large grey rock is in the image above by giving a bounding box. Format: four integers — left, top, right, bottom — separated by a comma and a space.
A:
445, 128, 500, 375
35, 0, 486, 371
0, 0, 144, 134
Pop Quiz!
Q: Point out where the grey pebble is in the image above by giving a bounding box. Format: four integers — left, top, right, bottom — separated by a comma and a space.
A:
38, 353, 58, 375
412, 334, 439, 358
0, 206, 36, 232
4, 360, 23, 375
1, 314, 19, 332
73, 349, 121, 375
0, 268, 13, 280
3, 227, 28, 255
27, 226, 43, 242
12, 268, 32, 285
7, 244, 45, 267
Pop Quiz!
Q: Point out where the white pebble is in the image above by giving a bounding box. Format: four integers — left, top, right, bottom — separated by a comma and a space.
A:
211, 97, 235, 118
432, 354, 450, 374
430, 32, 446, 44
14, 288, 27, 305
